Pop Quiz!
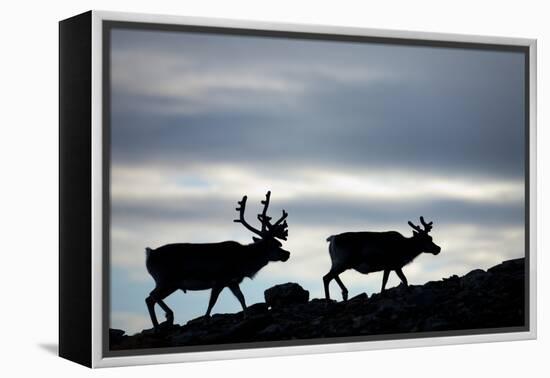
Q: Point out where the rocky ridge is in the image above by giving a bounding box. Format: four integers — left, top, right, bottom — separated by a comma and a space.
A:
110, 258, 525, 350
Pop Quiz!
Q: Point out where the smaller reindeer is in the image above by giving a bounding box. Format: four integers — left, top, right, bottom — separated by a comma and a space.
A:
323, 217, 441, 301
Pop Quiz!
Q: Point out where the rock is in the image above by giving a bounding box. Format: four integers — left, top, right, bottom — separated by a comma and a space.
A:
140, 321, 180, 336
348, 293, 368, 302
345, 293, 369, 311
411, 289, 437, 307
257, 323, 285, 338
310, 298, 337, 305
170, 329, 208, 345
186, 315, 211, 326
226, 314, 272, 340
461, 269, 488, 289
264, 282, 309, 309
422, 315, 450, 331
464, 269, 486, 278
109, 258, 525, 350
488, 258, 524, 274
109, 328, 125, 344
245, 302, 270, 317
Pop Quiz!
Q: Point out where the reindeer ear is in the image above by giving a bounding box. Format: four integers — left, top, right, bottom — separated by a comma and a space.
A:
252, 237, 261, 243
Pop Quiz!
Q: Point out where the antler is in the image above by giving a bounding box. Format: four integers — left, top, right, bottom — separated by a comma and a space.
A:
266, 209, 289, 240
408, 220, 423, 233
408, 216, 433, 234
270, 209, 288, 229
420, 216, 433, 233
235, 191, 289, 241
257, 191, 272, 233
233, 195, 263, 237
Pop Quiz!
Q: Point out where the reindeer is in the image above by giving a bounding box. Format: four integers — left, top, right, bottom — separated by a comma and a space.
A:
145, 191, 290, 330
323, 217, 440, 301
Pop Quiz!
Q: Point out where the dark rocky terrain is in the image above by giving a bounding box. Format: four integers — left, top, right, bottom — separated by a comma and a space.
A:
110, 258, 525, 351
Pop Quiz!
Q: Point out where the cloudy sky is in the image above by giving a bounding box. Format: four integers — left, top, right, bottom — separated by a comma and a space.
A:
109, 27, 526, 334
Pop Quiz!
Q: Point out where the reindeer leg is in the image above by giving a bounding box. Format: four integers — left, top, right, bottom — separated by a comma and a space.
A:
145, 295, 159, 330
228, 284, 247, 312
205, 286, 223, 317
395, 268, 409, 287
156, 299, 174, 325
381, 270, 390, 293
324, 267, 347, 301
323, 271, 334, 300
146, 286, 177, 331
333, 275, 349, 301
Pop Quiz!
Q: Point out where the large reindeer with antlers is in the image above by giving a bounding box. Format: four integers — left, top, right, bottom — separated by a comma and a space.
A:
323, 217, 441, 301
145, 191, 290, 331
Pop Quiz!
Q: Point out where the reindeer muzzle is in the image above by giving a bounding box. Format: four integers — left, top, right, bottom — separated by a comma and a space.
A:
280, 250, 290, 262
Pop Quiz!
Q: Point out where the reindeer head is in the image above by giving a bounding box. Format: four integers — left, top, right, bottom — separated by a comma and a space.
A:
234, 191, 290, 262
408, 216, 441, 255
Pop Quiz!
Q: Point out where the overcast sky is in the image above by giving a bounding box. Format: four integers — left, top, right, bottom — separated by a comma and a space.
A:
109, 28, 526, 334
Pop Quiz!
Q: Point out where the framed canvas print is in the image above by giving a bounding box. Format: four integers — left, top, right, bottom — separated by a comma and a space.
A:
59, 10, 537, 368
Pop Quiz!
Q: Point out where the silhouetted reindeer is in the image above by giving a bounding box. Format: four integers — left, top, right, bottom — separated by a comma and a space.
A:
323, 217, 441, 301
145, 191, 290, 330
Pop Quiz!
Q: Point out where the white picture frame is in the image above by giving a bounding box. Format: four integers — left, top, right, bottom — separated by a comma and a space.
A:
59, 10, 537, 368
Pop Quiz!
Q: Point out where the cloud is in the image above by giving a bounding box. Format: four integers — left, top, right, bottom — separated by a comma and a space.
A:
110, 28, 525, 179
111, 163, 523, 206
109, 162, 524, 288
111, 50, 307, 117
